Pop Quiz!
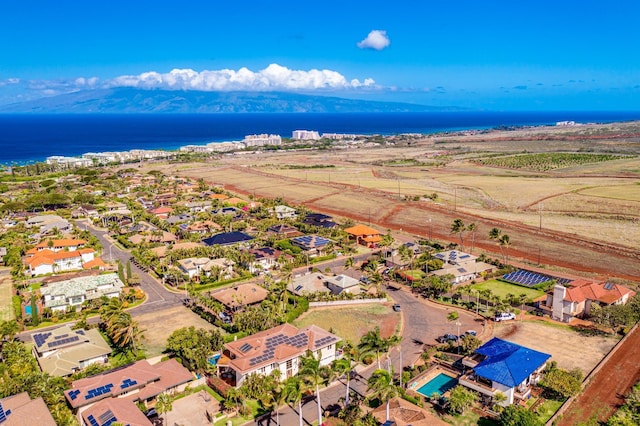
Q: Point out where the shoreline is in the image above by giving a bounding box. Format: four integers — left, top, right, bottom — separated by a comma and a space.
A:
2, 112, 640, 166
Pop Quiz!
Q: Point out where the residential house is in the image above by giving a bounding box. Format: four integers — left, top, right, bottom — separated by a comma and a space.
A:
344, 224, 382, 248
149, 206, 172, 220
202, 231, 254, 247
184, 200, 213, 213
40, 273, 124, 312
460, 338, 550, 406
324, 274, 362, 295
545, 280, 636, 323
26, 214, 72, 235
81, 398, 152, 426
0, 392, 56, 426
208, 193, 229, 202
371, 397, 449, 426
135, 198, 154, 210
64, 359, 194, 412
177, 257, 234, 280
212, 206, 240, 217
288, 273, 332, 296
150, 241, 203, 258
247, 247, 284, 274
211, 283, 269, 312
267, 224, 302, 238
166, 213, 194, 226
32, 325, 112, 376
291, 235, 332, 256
217, 323, 340, 386
128, 231, 177, 246
25, 247, 98, 276
272, 205, 297, 219
155, 192, 176, 206
303, 213, 337, 228
78, 205, 100, 218
33, 238, 87, 252
179, 220, 222, 236
431, 250, 495, 284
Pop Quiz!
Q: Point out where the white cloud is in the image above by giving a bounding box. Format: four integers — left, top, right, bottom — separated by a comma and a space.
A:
105, 64, 376, 91
357, 30, 390, 50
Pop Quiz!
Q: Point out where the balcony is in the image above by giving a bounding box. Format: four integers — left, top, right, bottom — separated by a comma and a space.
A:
458, 373, 496, 397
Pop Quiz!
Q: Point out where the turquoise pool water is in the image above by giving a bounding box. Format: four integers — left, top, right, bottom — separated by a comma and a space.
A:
207, 354, 221, 366
415, 373, 458, 397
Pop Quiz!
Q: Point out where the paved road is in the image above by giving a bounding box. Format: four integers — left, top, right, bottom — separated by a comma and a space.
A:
75, 220, 184, 315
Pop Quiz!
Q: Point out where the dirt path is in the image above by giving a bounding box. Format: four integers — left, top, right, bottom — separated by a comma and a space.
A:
558, 325, 640, 425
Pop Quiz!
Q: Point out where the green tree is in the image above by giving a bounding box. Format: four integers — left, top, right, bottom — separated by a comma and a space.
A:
499, 404, 541, 426
467, 222, 477, 252
448, 385, 477, 414
459, 334, 482, 355
332, 357, 354, 406
156, 393, 173, 426
126, 260, 132, 283
30, 294, 39, 326
0, 320, 20, 341
166, 326, 224, 372
540, 366, 583, 399
367, 368, 400, 422
117, 261, 125, 284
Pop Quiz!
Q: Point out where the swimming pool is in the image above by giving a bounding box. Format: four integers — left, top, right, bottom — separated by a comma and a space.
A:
415, 373, 458, 398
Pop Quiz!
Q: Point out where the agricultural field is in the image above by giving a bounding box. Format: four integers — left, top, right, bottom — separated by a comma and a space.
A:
293, 303, 400, 343
473, 153, 631, 171
469, 279, 546, 301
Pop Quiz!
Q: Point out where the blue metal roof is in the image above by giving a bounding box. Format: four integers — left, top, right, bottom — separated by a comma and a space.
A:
473, 338, 551, 388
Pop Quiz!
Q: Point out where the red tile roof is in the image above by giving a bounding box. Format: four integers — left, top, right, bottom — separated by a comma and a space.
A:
564, 280, 636, 305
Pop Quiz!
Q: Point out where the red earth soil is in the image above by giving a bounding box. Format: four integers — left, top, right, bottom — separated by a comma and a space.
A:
558, 325, 640, 425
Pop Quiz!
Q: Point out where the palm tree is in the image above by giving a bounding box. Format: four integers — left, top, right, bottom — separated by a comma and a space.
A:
282, 376, 305, 426
467, 223, 477, 252
498, 234, 511, 263
299, 351, 330, 426
156, 393, 173, 426
332, 357, 354, 407
358, 327, 386, 369
450, 219, 466, 250
367, 368, 400, 422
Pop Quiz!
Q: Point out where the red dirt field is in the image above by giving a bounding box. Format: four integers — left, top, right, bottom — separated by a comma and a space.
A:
557, 325, 640, 425
212, 166, 640, 281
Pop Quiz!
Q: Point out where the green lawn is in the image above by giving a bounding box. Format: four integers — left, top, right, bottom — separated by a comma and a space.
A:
534, 398, 565, 424
469, 279, 544, 301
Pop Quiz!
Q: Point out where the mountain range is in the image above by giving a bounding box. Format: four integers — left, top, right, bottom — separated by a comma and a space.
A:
0, 88, 462, 113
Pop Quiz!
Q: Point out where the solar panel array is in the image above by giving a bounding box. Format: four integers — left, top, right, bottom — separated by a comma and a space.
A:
604, 282, 614, 290
120, 378, 138, 389
48, 335, 80, 348
87, 410, 118, 426
33, 332, 52, 347
68, 389, 81, 400
314, 335, 337, 349
0, 402, 12, 423
84, 383, 114, 400
502, 269, 572, 287
247, 333, 310, 367
76, 329, 85, 335
54, 333, 69, 339
239, 343, 253, 353
292, 235, 330, 248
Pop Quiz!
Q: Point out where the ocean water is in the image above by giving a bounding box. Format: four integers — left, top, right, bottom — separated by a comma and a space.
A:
1, 111, 640, 165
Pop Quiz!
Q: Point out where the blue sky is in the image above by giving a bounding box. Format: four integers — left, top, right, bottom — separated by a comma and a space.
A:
1, 0, 639, 110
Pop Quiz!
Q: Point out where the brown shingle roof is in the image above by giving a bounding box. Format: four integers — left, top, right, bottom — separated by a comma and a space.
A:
81, 397, 152, 426
211, 284, 269, 309
0, 392, 56, 426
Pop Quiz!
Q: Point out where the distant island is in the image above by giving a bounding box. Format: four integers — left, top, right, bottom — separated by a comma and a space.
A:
0, 88, 465, 114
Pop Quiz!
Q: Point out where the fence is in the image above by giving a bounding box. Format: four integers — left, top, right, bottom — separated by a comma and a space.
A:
309, 298, 387, 307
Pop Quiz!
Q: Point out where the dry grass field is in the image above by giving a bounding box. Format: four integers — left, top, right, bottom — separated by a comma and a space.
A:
492, 320, 618, 375
135, 305, 221, 357
293, 303, 401, 344
143, 121, 640, 280
0, 270, 15, 321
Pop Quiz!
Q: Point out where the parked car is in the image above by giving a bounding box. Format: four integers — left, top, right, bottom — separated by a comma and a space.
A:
145, 408, 157, 418
463, 330, 477, 336
494, 312, 516, 322
392, 304, 401, 312
436, 333, 459, 343
359, 276, 370, 284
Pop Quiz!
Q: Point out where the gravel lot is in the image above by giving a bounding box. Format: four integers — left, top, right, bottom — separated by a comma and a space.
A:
491, 320, 619, 374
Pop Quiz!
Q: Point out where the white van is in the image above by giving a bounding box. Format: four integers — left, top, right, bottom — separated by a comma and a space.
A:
494, 312, 516, 322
